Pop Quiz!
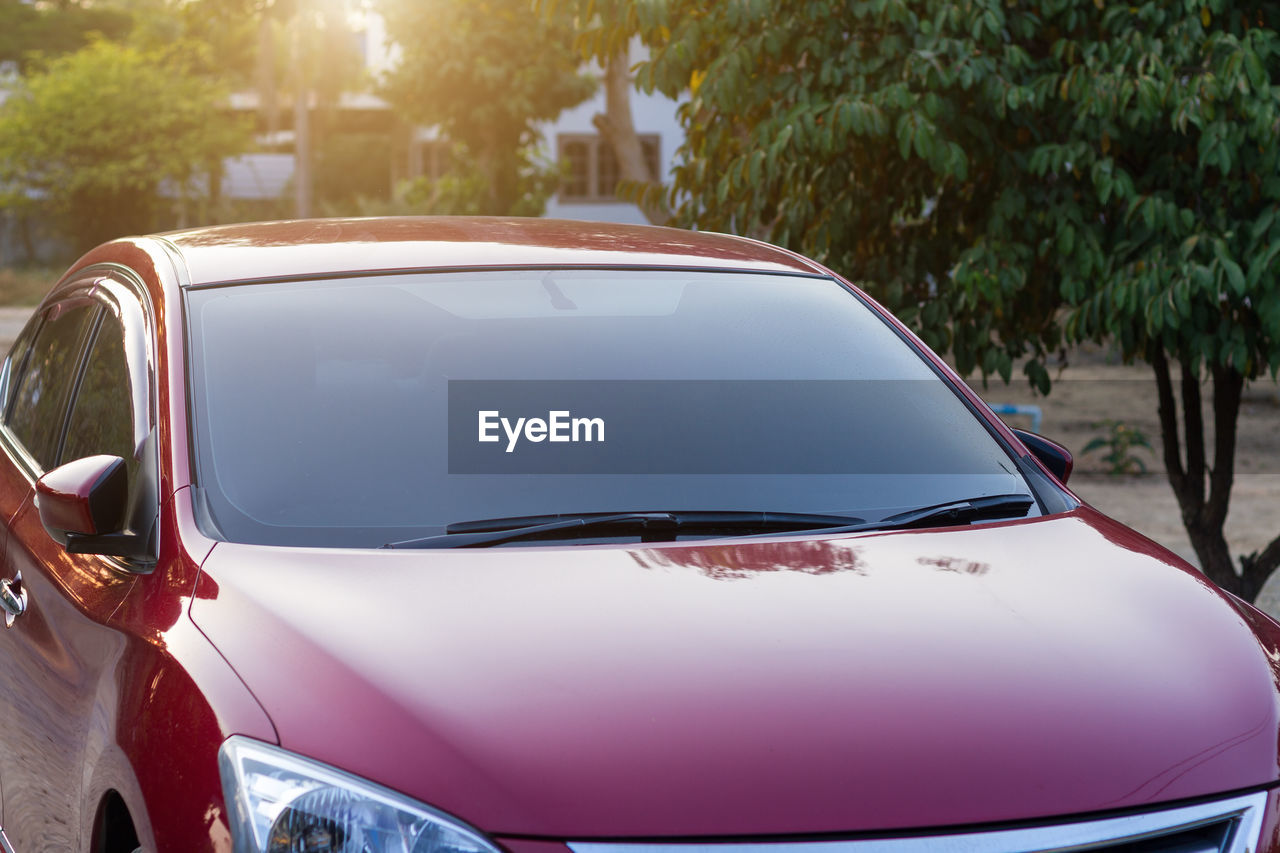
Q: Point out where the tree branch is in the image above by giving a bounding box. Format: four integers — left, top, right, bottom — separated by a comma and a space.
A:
1179, 360, 1205, 510
1206, 363, 1243, 531
1152, 349, 1188, 497
1241, 535, 1280, 597
593, 47, 671, 226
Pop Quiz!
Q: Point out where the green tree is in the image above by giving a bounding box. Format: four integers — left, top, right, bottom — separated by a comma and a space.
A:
600, 0, 1280, 600
538, 0, 671, 223
0, 0, 132, 71
0, 39, 249, 251
135, 0, 368, 215
378, 0, 595, 215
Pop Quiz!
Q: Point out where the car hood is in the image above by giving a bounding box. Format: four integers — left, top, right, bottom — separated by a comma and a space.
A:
190, 509, 1280, 838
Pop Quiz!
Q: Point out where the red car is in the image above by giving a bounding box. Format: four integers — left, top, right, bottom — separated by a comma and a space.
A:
0, 217, 1276, 853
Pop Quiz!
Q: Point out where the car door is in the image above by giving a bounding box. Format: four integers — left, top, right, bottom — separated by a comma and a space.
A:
0, 273, 156, 851
0, 307, 42, 853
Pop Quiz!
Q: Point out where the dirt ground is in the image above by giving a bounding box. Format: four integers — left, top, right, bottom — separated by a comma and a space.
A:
959, 342, 1280, 617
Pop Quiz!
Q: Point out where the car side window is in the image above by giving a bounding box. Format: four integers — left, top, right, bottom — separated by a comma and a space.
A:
62, 316, 137, 477
5, 303, 97, 471
0, 314, 40, 415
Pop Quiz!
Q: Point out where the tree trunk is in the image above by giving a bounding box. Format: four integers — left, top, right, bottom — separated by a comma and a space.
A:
592, 48, 670, 226
1151, 351, 1280, 602
477, 138, 521, 215
293, 14, 312, 218
258, 15, 280, 137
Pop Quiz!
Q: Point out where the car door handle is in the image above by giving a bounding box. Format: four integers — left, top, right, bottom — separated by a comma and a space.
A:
0, 571, 26, 627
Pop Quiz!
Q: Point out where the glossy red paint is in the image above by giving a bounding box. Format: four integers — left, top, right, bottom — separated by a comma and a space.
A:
34, 454, 126, 535
103, 487, 276, 851
0, 237, 271, 851
188, 508, 1280, 838
159, 217, 821, 286
1, 218, 1277, 852
0, 485, 275, 850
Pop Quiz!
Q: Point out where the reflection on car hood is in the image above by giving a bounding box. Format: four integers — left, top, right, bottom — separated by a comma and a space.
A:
190, 509, 1280, 839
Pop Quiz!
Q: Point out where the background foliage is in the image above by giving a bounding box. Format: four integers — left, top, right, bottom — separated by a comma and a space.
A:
0, 0, 132, 72
378, 0, 595, 214
0, 39, 248, 252
578, 0, 1280, 599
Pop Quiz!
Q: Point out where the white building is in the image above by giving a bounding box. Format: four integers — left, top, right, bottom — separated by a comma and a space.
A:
540, 87, 681, 225
223, 18, 683, 225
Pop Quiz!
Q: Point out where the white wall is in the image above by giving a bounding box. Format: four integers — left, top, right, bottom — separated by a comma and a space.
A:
540, 71, 683, 225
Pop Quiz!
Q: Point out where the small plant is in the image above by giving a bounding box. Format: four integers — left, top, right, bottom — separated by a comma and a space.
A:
1083, 419, 1153, 475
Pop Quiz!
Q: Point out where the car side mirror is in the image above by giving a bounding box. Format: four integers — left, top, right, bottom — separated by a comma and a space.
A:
1012, 429, 1073, 484
35, 455, 149, 559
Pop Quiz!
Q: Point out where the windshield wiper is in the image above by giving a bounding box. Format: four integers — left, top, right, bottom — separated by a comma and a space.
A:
795, 494, 1036, 538
379, 496, 1032, 549
381, 510, 868, 549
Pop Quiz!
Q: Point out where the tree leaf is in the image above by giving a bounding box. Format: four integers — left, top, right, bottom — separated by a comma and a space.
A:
1222, 257, 1246, 295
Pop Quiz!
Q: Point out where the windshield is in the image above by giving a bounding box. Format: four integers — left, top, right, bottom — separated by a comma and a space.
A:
185, 269, 1032, 547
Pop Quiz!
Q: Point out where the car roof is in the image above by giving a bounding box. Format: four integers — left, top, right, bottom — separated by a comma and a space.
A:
154, 217, 825, 286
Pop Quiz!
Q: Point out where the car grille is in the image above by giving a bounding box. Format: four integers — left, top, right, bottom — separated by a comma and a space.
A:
567, 791, 1267, 853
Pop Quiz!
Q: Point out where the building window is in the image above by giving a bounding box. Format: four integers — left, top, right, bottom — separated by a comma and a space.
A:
412, 139, 457, 181
558, 134, 661, 203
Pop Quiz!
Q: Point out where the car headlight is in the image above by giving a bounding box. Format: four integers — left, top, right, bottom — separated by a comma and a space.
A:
219, 736, 501, 853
